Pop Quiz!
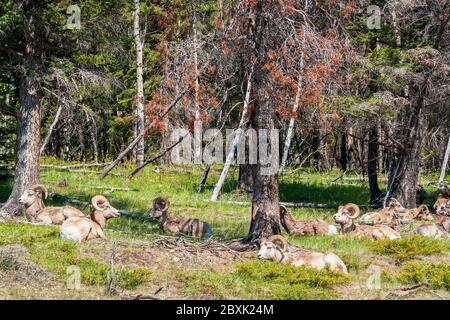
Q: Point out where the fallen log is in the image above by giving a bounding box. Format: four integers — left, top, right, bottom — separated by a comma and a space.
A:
41, 163, 110, 169
128, 135, 187, 178
215, 200, 375, 209
101, 89, 187, 179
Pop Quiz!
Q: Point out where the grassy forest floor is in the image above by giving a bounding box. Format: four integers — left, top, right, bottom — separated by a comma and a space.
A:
0, 159, 449, 300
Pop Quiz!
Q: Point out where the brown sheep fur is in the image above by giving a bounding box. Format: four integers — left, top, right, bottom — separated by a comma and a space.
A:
258, 235, 348, 273
150, 197, 212, 238
433, 196, 450, 216
60, 195, 120, 242
334, 204, 400, 240
279, 205, 337, 236
18, 184, 84, 225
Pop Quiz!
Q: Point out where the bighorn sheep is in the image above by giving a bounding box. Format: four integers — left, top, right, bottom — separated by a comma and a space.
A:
18, 184, 84, 225
360, 199, 405, 226
396, 204, 433, 223
334, 204, 400, 240
279, 205, 337, 236
258, 235, 348, 273
413, 221, 450, 239
433, 196, 450, 216
413, 214, 450, 239
60, 195, 120, 242
150, 197, 212, 237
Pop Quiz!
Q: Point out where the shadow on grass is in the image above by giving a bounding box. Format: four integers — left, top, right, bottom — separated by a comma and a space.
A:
279, 181, 370, 205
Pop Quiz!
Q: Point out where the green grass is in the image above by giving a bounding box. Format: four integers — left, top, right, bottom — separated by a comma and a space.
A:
170, 261, 351, 300
0, 159, 449, 299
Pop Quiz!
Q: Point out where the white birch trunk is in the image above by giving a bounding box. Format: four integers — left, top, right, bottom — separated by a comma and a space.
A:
279, 4, 308, 173
210, 65, 254, 201
40, 103, 62, 155
133, 0, 145, 167
439, 136, 450, 182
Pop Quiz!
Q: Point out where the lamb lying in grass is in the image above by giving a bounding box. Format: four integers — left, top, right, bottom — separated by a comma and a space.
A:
150, 197, 212, 238
258, 235, 348, 273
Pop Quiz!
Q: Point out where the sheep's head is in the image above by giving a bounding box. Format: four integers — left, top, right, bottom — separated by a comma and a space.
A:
18, 184, 48, 208
91, 195, 120, 219
150, 197, 170, 219
334, 203, 360, 224
416, 205, 433, 221
433, 197, 450, 216
258, 235, 287, 261
387, 198, 407, 213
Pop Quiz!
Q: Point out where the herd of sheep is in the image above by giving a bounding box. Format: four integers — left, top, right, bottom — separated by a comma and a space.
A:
16, 184, 450, 274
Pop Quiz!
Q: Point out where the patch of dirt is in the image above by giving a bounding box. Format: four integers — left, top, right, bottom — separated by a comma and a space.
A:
81, 237, 256, 273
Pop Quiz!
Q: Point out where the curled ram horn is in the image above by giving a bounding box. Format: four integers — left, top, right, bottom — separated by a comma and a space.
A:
344, 203, 360, 219
91, 195, 109, 211
153, 197, 170, 212
30, 184, 48, 199
267, 235, 288, 251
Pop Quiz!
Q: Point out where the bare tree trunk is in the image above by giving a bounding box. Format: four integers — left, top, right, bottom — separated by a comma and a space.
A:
133, 0, 145, 167
339, 131, 348, 171
1, 13, 42, 217
279, 0, 308, 174
210, 65, 254, 201
238, 164, 254, 193
439, 136, 450, 182
40, 103, 62, 155
368, 125, 381, 205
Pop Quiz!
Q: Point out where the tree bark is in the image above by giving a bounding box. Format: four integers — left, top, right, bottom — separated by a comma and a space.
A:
133, 0, 145, 167
1, 13, 42, 217
245, 83, 281, 242
439, 136, 450, 182
386, 101, 423, 208
339, 131, 348, 171
238, 164, 254, 193
368, 125, 381, 205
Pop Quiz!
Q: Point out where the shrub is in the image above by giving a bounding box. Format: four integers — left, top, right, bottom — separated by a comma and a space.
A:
236, 261, 351, 287
78, 258, 150, 290
395, 262, 450, 290
368, 236, 447, 261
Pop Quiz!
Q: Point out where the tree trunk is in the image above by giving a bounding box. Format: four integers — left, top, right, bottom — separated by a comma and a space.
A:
439, 136, 450, 182
387, 102, 423, 208
210, 64, 254, 201
1, 13, 42, 216
339, 131, 348, 171
245, 83, 281, 242
368, 125, 381, 205
238, 164, 254, 193
133, 0, 145, 167
40, 103, 62, 155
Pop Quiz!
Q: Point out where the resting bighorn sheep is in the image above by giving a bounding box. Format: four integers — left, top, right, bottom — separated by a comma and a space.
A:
334, 204, 400, 240
258, 235, 348, 273
150, 197, 212, 237
279, 205, 337, 236
413, 220, 450, 239
60, 195, 120, 242
360, 199, 405, 226
433, 196, 450, 216
395, 205, 433, 223
18, 184, 84, 224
